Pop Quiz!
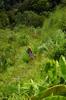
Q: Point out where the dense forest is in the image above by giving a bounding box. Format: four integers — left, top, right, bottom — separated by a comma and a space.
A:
0, 0, 66, 28
0, 0, 66, 100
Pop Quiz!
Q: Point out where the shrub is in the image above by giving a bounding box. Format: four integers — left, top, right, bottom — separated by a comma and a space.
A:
41, 7, 66, 60
0, 45, 16, 72
50, 30, 65, 60
40, 59, 58, 84
37, 43, 48, 54
42, 6, 66, 34
0, 11, 9, 28
15, 12, 23, 25
40, 56, 66, 86
20, 0, 59, 13
61, 0, 66, 5
21, 11, 44, 27
17, 34, 29, 46
0, 54, 7, 72
52, 49, 64, 61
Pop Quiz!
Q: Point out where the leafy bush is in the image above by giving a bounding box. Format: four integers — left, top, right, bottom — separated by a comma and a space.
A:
21, 11, 44, 27
51, 30, 65, 60
0, 45, 16, 72
15, 12, 23, 25
37, 43, 48, 54
17, 34, 29, 46
40, 59, 59, 85
61, 0, 66, 5
0, 11, 9, 28
32, 0, 51, 12
0, 54, 7, 72
42, 6, 66, 34
40, 7, 66, 60
20, 0, 60, 13
40, 56, 66, 85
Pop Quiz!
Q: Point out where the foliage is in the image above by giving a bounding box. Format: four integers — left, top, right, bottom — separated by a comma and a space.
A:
32, 85, 66, 100
42, 6, 66, 34
22, 50, 30, 63
20, 0, 61, 13
61, 0, 66, 5
0, 11, 9, 28
31, 56, 66, 99
0, 56, 66, 99
41, 6, 66, 60
21, 11, 44, 27
17, 34, 29, 46
0, 0, 62, 28
41, 56, 66, 85
0, 2, 66, 100
0, 45, 16, 72
59, 56, 66, 80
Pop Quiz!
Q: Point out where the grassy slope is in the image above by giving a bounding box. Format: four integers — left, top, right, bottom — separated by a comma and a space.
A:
0, 6, 66, 99
0, 26, 44, 84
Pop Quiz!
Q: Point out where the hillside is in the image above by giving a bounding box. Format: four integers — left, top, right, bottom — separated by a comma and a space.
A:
0, 0, 66, 100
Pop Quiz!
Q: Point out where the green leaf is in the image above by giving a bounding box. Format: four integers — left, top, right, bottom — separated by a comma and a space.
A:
59, 56, 66, 80
31, 85, 66, 100
42, 96, 66, 100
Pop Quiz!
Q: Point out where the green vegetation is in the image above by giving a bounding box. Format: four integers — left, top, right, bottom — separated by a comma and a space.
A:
0, 0, 66, 100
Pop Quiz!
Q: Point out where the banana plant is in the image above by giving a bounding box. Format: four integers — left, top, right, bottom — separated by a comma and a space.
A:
31, 85, 66, 100
31, 56, 66, 100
